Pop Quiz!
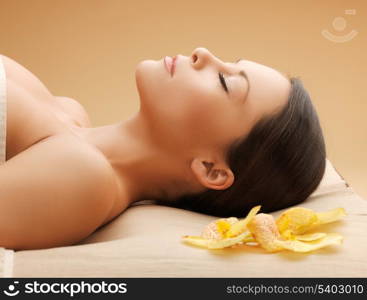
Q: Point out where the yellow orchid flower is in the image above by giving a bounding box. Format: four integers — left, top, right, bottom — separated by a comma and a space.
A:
276, 207, 346, 240
181, 205, 346, 253
247, 212, 344, 253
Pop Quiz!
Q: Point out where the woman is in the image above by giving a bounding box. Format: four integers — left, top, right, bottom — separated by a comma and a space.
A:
0, 47, 325, 250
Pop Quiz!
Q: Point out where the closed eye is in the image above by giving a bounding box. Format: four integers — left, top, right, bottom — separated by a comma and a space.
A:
218, 72, 228, 93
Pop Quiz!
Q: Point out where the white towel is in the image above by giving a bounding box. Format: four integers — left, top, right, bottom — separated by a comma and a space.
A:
0, 55, 6, 164
0, 55, 14, 278
0, 248, 14, 277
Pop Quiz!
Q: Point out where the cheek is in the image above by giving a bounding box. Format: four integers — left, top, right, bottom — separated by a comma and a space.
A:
180, 94, 237, 143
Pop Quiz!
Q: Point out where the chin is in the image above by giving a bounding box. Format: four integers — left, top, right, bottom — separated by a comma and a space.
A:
135, 60, 160, 114
135, 58, 161, 80
135, 60, 166, 106
135, 59, 162, 90
135, 60, 149, 86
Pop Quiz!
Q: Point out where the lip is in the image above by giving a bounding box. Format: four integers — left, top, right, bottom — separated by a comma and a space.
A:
164, 55, 177, 76
171, 55, 177, 76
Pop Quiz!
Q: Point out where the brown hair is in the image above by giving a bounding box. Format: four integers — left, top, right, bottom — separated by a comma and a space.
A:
153, 77, 326, 217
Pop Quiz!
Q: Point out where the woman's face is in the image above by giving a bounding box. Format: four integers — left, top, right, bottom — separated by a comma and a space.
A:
135, 47, 290, 156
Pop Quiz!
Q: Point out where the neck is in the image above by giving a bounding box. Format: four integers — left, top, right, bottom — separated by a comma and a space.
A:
74, 112, 187, 206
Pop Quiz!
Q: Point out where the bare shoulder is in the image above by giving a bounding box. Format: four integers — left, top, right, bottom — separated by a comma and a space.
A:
3, 133, 117, 190
34, 134, 119, 202
0, 134, 119, 249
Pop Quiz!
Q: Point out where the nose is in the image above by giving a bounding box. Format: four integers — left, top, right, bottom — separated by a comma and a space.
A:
191, 47, 222, 70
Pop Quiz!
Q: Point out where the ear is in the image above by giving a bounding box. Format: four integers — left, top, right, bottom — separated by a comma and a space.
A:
190, 157, 234, 190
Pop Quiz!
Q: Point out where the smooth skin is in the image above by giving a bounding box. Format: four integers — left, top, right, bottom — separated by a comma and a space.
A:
0, 48, 290, 250
0, 55, 123, 250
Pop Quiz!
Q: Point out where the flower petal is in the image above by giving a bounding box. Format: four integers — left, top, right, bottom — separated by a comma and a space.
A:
182, 231, 254, 249
276, 207, 318, 236
247, 213, 284, 252
273, 233, 343, 253
182, 235, 209, 248
294, 232, 327, 241
207, 231, 253, 249
315, 208, 347, 225
226, 205, 262, 238
201, 217, 239, 240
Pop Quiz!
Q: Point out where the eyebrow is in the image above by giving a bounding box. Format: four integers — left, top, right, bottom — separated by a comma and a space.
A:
236, 59, 250, 103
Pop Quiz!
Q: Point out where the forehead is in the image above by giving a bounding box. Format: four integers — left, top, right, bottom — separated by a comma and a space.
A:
237, 60, 291, 117
238, 60, 290, 89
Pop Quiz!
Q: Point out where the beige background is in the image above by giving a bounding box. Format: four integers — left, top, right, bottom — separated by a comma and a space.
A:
0, 0, 366, 199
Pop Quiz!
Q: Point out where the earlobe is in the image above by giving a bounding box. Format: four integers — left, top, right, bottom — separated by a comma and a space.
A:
191, 158, 234, 190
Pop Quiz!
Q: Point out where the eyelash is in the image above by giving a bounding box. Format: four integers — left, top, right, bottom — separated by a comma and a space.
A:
218, 72, 228, 93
